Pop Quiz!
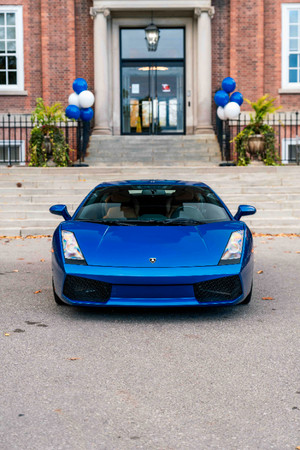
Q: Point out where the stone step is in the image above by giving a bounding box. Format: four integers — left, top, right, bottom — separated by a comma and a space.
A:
2, 180, 300, 189
1, 194, 300, 207
0, 218, 63, 228
1, 220, 299, 238
2, 200, 300, 212
0, 227, 55, 237
0, 203, 78, 211
85, 135, 222, 165
1, 208, 300, 220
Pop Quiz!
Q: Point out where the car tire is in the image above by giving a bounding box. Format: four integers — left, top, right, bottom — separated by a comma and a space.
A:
52, 279, 67, 306
240, 284, 253, 305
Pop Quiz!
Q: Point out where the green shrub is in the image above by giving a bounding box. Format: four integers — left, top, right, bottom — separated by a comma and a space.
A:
29, 98, 72, 167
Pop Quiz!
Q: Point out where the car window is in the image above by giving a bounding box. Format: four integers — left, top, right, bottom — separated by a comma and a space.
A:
75, 185, 230, 225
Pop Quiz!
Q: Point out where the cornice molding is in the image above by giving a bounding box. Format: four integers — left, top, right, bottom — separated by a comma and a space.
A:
92, 1, 212, 11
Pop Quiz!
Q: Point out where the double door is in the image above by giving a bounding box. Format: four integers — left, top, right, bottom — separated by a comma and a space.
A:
121, 61, 184, 134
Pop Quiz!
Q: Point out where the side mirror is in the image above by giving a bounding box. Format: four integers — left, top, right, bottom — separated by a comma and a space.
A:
234, 205, 256, 221
49, 204, 71, 221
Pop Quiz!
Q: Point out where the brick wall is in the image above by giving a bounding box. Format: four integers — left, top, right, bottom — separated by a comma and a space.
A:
0, 0, 93, 115
1, 0, 300, 116
212, 0, 300, 112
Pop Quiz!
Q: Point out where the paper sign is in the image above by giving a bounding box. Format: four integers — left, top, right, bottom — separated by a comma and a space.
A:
162, 84, 171, 93
132, 84, 140, 94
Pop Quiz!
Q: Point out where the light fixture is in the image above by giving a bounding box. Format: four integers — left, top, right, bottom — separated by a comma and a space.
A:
145, 22, 160, 52
138, 66, 168, 71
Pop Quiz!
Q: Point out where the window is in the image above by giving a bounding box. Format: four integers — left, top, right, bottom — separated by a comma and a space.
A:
281, 138, 300, 164
0, 140, 25, 164
0, 6, 24, 91
75, 185, 230, 224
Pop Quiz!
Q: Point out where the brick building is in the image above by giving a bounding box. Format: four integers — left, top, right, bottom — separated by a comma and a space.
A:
1, 0, 300, 164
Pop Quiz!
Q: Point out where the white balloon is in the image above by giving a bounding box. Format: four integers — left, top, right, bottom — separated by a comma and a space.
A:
217, 106, 226, 121
224, 102, 241, 120
68, 92, 80, 107
78, 90, 95, 109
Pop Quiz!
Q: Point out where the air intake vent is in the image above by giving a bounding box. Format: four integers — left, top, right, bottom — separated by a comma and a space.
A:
194, 275, 242, 302
63, 275, 111, 303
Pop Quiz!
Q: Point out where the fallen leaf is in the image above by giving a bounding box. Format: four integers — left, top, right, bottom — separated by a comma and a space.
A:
34, 290, 42, 294
40, 259, 45, 262
262, 296, 274, 300
4, 333, 10, 336
54, 409, 62, 413
295, 446, 300, 450
17, 258, 24, 260
13, 269, 18, 272
68, 357, 80, 361
257, 270, 263, 274
296, 251, 300, 254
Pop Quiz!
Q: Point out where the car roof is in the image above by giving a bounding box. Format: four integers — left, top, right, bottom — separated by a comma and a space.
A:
94, 180, 209, 189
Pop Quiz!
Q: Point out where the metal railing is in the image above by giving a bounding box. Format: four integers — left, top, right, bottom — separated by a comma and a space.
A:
216, 111, 300, 164
0, 114, 91, 165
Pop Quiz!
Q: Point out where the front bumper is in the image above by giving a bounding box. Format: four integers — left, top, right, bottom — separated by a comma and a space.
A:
52, 255, 253, 307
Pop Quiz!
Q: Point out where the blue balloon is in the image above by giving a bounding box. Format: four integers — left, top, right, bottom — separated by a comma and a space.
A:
73, 78, 88, 95
80, 107, 94, 122
65, 105, 80, 120
230, 91, 244, 106
214, 90, 229, 107
222, 77, 236, 94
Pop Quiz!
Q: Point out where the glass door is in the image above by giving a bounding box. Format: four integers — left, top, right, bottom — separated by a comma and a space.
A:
121, 61, 184, 134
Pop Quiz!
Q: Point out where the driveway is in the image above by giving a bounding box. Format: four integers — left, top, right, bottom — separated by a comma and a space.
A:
0, 235, 299, 450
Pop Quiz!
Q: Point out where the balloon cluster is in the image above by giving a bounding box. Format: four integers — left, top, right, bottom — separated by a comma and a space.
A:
214, 77, 243, 121
65, 78, 95, 122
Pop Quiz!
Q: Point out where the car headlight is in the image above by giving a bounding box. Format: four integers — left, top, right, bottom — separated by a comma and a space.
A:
61, 230, 85, 263
219, 230, 244, 265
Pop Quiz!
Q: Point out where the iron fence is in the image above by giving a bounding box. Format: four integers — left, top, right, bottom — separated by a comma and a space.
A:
216, 111, 300, 164
0, 114, 90, 165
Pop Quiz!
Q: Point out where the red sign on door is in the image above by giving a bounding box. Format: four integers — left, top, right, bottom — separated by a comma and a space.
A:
162, 84, 171, 93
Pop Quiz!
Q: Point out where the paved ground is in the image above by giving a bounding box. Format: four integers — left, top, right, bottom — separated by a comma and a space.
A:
0, 235, 299, 450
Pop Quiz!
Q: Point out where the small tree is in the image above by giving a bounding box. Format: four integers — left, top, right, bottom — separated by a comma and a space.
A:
29, 98, 71, 167
233, 95, 281, 165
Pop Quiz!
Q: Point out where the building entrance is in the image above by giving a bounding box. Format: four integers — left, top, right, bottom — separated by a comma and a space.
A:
120, 28, 185, 135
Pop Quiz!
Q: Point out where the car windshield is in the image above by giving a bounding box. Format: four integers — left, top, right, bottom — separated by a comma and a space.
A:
75, 184, 231, 225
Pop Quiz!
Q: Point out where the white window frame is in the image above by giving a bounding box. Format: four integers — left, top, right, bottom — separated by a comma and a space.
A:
281, 138, 299, 164
0, 5, 24, 91
0, 140, 25, 165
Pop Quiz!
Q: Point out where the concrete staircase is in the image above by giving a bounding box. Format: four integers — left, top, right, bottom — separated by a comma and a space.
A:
0, 165, 300, 236
85, 135, 221, 166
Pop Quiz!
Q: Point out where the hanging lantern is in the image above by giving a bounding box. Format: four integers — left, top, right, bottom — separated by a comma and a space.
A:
145, 23, 160, 52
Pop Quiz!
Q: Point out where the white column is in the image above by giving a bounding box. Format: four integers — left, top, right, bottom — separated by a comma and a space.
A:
91, 8, 111, 135
195, 7, 215, 134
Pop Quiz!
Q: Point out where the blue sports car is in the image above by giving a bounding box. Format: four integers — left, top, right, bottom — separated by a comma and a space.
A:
50, 180, 256, 307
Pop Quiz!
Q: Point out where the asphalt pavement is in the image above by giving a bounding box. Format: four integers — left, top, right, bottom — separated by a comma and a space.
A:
0, 235, 299, 450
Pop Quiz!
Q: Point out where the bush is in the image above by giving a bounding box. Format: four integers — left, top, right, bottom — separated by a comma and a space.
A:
233, 95, 281, 166
29, 98, 72, 167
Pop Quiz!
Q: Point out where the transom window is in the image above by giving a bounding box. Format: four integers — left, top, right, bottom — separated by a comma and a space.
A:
0, 6, 23, 90
282, 4, 300, 88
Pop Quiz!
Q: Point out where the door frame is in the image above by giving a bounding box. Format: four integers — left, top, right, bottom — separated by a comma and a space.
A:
119, 27, 186, 135
120, 58, 186, 135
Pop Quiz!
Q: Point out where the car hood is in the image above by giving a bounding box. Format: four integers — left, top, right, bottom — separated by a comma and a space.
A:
61, 221, 245, 268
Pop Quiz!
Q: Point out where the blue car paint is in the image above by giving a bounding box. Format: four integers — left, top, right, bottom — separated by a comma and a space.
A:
51, 180, 254, 307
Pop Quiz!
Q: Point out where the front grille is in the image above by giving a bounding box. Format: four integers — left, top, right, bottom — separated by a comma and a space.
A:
193, 275, 242, 302
63, 275, 112, 303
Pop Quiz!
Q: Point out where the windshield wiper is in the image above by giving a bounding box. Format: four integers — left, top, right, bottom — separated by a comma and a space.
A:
125, 219, 205, 226
160, 218, 205, 225
76, 219, 136, 226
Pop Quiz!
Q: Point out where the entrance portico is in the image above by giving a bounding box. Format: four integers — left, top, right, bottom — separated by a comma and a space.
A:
90, 1, 215, 137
